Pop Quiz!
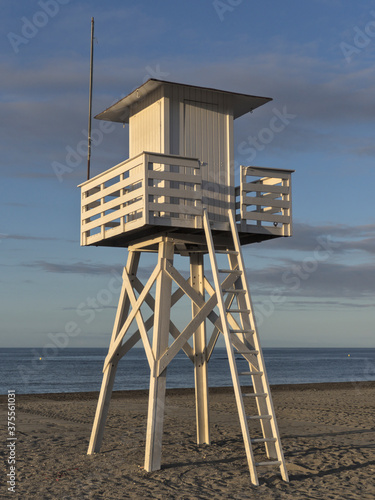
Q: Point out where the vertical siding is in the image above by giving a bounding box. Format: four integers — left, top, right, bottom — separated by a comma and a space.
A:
182, 92, 229, 221
129, 87, 163, 157
127, 82, 235, 223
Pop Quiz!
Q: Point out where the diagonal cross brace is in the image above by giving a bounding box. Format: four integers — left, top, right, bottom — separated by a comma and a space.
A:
156, 262, 240, 376
132, 276, 194, 362
103, 263, 161, 371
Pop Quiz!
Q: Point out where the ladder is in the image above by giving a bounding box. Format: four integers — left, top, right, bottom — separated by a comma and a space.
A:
203, 209, 289, 485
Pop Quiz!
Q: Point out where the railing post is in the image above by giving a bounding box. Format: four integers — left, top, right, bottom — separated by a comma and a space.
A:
143, 153, 149, 225
81, 190, 87, 246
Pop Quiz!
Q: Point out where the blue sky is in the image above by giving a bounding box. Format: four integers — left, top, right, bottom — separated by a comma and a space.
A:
1, 0, 374, 349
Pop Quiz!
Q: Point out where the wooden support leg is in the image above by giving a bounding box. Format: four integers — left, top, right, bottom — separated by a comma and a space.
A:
144, 239, 174, 471
87, 361, 118, 454
190, 253, 210, 445
87, 251, 140, 454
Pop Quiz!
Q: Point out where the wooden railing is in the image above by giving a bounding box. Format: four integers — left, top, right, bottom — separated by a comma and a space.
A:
80, 158, 293, 246
79, 152, 202, 246
236, 166, 293, 237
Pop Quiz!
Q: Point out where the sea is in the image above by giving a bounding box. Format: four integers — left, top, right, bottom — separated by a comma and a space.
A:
0, 347, 374, 395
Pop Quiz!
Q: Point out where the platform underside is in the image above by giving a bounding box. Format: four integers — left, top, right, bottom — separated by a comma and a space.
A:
89, 224, 279, 253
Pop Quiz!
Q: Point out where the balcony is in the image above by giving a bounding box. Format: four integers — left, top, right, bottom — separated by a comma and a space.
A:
79, 152, 293, 247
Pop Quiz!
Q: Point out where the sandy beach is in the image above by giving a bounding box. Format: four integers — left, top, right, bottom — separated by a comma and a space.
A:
1, 382, 374, 499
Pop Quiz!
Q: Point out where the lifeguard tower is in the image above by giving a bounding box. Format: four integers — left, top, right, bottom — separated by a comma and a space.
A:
79, 79, 293, 485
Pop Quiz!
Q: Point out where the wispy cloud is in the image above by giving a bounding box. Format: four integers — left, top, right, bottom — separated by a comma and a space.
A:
5, 234, 74, 242
249, 260, 375, 300
24, 260, 123, 275
262, 222, 375, 255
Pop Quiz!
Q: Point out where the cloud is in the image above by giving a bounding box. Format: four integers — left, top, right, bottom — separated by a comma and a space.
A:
259, 222, 375, 255
279, 298, 375, 311
24, 260, 123, 275
248, 260, 375, 301
4, 234, 73, 242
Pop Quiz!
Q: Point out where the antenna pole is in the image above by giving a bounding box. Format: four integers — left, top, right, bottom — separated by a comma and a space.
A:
87, 17, 94, 180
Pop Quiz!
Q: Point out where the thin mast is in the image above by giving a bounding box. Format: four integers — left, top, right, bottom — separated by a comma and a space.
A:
87, 17, 94, 180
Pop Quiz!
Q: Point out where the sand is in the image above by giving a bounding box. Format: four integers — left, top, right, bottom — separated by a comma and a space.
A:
1, 381, 374, 499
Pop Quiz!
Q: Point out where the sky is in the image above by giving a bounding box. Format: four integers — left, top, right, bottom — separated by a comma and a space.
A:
1, 0, 374, 350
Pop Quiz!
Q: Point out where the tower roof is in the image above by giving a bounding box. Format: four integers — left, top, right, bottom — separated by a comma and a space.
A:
95, 79, 272, 123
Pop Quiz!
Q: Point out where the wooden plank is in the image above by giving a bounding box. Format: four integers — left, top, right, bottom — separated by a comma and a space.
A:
203, 209, 258, 486
237, 224, 282, 236
228, 210, 289, 482
84, 217, 143, 245
156, 292, 218, 376
87, 252, 139, 455
149, 170, 201, 184
165, 261, 206, 307
132, 276, 194, 361
84, 193, 135, 221
117, 330, 142, 360
148, 202, 202, 216
80, 156, 144, 191
206, 325, 220, 361
83, 182, 143, 217
148, 186, 202, 200
142, 154, 149, 225
83, 171, 144, 205
244, 166, 294, 177
242, 183, 289, 195
146, 151, 200, 169
190, 253, 210, 445
87, 363, 118, 454
82, 199, 144, 231
204, 277, 242, 334
144, 240, 174, 472
103, 262, 161, 370
150, 217, 199, 229
241, 212, 290, 224
121, 269, 155, 368
241, 196, 290, 209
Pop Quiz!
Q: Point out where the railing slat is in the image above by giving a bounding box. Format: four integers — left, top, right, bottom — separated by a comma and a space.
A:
149, 171, 201, 184
147, 186, 202, 200
80, 152, 202, 246
82, 199, 144, 232
239, 165, 293, 236
242, 183, 289, 195
148, 202, 202, 216
242, 196, 290, 209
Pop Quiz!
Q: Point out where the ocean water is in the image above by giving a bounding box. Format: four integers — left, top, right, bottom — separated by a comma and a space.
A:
0, 347, 374, 395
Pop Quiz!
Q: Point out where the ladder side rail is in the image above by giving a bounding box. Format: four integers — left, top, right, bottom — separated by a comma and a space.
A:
203, 209, 259, 486
227, 251, 277, 458
228, 210, 289, 482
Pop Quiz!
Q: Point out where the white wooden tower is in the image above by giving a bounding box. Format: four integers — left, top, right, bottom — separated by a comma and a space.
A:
79, 79, 293, 485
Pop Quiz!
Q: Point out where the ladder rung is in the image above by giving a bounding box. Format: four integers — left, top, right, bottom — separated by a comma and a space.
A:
251, 438, 277, 444
247, 415, 272, 420
215, 250, 238, 255
239, 371, 263, 376
243, 392, 268, 398
230, 329, 254, 334
255, 460, 282, 467
226, 309, 250, 313
222, 289, 246, 294
218, 269, 241, 274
